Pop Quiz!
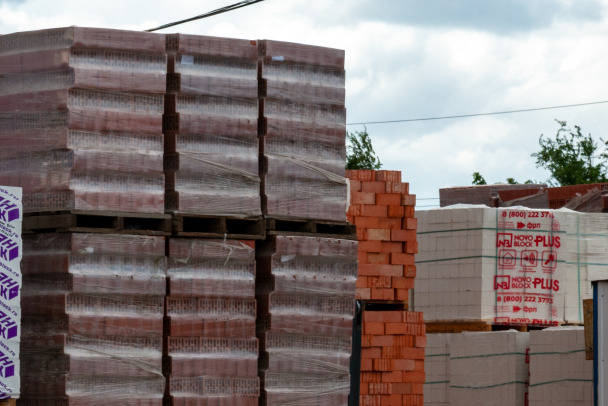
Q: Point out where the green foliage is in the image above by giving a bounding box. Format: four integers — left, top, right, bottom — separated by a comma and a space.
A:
531, 120, 608, 186
472, 171, 487, 185
346, 128, 382, 170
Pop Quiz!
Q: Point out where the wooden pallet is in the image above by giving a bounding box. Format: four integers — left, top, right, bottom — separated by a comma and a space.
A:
266, 217, 356, 239
23, 210, 171, 236
0, 399, 16, 406
172, 213, 265, 240
362, 301, 408, 312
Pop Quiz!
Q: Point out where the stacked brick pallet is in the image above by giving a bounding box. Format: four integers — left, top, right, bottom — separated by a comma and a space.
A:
346, 169, 425, 406
258, 40, 349, 221
0, 27, 167, 213
163, 34, 260, 217
19, 233, 167, 405
256, 235, 358, 405
164, 239, 259, 406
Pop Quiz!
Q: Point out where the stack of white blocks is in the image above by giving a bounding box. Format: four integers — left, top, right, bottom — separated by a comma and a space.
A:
528, 327, 593, 405
416, 205, 608, 325
424, 334, 450, 406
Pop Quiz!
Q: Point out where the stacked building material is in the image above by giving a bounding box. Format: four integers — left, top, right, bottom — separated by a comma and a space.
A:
0, 27, 167, 213
415, 205, 605, 326
449, 331, 530, 405
346, 170, 417, 302
423, 334, 450, 406
528, 327, 593, 405
19, 233, 166, 405
165, 239, 259, 405
163, 34, 261, 217
359, 310, 425, 406
256, 235, 358, 405
258, 40, 349, 221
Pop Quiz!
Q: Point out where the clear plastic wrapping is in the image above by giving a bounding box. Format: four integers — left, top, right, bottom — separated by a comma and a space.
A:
164, 34, 261, 217
257, 236, 357, 405
20, 232, 166, 404
0, 27, 167, 213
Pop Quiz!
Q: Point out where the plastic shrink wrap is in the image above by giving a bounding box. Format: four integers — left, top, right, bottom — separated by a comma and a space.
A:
163, 34, 261, 217
415, 206, 608, 326
256, 235, 358, 405
0, 27, 166, 213
166, 239, 259, 405
19, 233, 166, 405
258, 40, 348, 222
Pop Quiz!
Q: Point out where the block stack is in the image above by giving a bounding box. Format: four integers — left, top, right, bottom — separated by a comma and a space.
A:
256, 235, 358, 405
345, 169, 425, 406
528, 327, 593, 405
258, 40, 349, 221
346, 170, 417, 302
163, 34, 261, 217
359, 311, 425, 406
0, 27, 167, 213
19, 233, 167, 405
423, 334, 450, 406
165, 238, 259, 405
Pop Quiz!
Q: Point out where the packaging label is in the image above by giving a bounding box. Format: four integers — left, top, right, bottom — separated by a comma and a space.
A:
494, 209, 562, 326
0, 186, 20, 398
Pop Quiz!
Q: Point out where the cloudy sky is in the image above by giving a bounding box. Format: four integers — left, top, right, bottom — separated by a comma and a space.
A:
2, 0, 608, 208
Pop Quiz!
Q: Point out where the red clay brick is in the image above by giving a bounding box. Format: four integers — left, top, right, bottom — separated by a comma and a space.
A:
364, 322, 385, 335
393, 335, 415, 347
395, 288, 409, 301
392, 383, 413, 395
373, 359, 393, 372
413, 360, 424, 371
355, 216, 381, 229
386, 182, 409, 194
375, 170, 402, 183
405, 206, 415, 217
388, 205, 406, 218
415, 335, 427, 348
376, 193, 402, 206
361, 372, 383, 383
381, 371, 403, 383
362, 204, 388, 218
392, 276, 413, 289
391, 229, 416, 242
402, 194, 416, 206
385, 322, 407, 335
392, 359, 416, 371
362, 310, 381, 323
358, 251, 368, 263
362, 181, 387, 194
411, 384, 423, 395
404, 265, 416, 278
348, 203, 363, 217
361, 358, 373, 371
368, 275, 392, 288
380, 242, 404, 253
361, 347, 382, 359
361, 334, 373, 347
367, 228, 392, 241
371, 335, 394, 347
349, 179, 362, 192
391, 252, 416, 265
356, 277, 368, 288
377, 217, 404, 230
352, 192, 377, 205
371, 288, 395, 301
367, 253, 390, 265
356, 288, 371, 300
359, 240, 383, 253
403, 395, 423, 406
406, 312, 424, 323
380, 394, 402, 405
405, 241, 418, 254
357, 228, 367, 241
359, 264, 404, 277
403, 217, 417, 230
395, 347, 425, 360
404, 371, 425, 383
369, 382, 392, 395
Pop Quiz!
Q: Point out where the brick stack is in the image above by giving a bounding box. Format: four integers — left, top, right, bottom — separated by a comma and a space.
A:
19, 233, 167, 405
256, 235, 358, 405
0, 27, 167, 213
163, 34, 261, 217
346, 170, 417, 302
165, 239, 259, 406
359, 311, 425, 406
345, 169, 425, 406
258, 40, 349, 221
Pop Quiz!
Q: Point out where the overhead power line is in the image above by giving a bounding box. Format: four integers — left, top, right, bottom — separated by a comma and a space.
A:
346, 100, 608, 126
146, 0, 266, 32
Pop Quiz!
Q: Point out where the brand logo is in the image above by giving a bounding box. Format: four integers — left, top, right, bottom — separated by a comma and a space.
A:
0, 198, 19, 224
0, 350, 14, 378
0, 311, 17, 341
496, 233, 513, 248
494, 275, 510, 290
0, 235, 18, 263
0, 273, 18, 301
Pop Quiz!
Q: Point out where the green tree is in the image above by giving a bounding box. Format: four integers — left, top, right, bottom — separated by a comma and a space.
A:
346, 128, 382, 170
472, 171, 487, 185
532, 120, 608, 186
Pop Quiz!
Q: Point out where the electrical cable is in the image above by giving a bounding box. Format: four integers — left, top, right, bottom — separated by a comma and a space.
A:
146, 0, 266, 32
346, 100, 608, 126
